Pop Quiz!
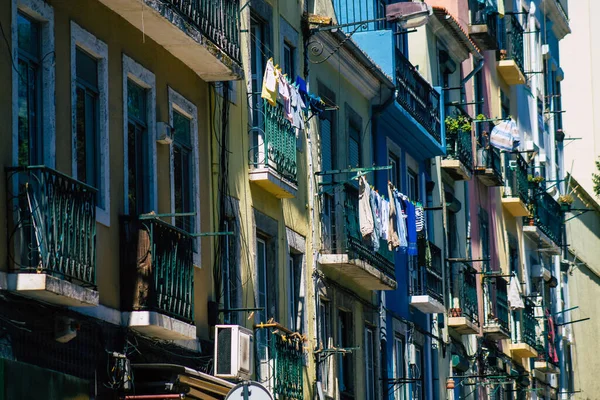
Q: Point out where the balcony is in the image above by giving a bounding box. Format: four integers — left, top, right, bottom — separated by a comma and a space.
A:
540, 0, 571, 40
442, 129, 473, 181
510, 299, 539, 359
523, 191, 562, 253
475, 142, 503, 186
483, 277, 510, 340
254, 321, 304, 399
396, 50, 443, 148
319, 185, 396, 290
120, 216, 196, 340
535, 313, 560, 374
409, 242, 445, 314
468, 0, 500, 50
249, 102, 298, 198
497, 15, 526, 85
5, 166, 99, 307
98, 0, 242, 80
448, 264, 479, 334
502, 152, 530, 217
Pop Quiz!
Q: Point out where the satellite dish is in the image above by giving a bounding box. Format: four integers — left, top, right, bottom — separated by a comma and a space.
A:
225, 381, 273, 400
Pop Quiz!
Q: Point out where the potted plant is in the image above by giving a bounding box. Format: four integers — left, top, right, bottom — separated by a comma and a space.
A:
445, 114, 472, 158
528, 174, 545, 189
558, 194, 574, 212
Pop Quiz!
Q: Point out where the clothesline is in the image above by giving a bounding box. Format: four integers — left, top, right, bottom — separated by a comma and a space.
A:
358, 174, 426, 256
260, 58, 329, 131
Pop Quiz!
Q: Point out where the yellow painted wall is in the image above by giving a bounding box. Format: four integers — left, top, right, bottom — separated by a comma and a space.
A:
3, 0, 217, 338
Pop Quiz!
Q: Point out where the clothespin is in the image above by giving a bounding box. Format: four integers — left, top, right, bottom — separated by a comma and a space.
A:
268, 57, 273, 62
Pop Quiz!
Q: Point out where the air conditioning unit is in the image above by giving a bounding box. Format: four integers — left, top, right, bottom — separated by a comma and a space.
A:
531, 264, 552, 282
548, 373, 559, 388
214, 325, 253, 380
156, 122, 174, 145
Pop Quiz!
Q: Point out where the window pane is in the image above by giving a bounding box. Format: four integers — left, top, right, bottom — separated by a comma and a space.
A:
76, 48, 98, 88
17, 60, 33, 166
349, 138, 359, 168
127, 123, 140, 214
173, 111, 191, 147
17, 13, 39, 58
127, 80, 147, 122
76, 87, 87, 182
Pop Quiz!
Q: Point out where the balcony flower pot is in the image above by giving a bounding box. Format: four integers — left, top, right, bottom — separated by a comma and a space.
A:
528, 217, 535, 226
558, 194, 574, 212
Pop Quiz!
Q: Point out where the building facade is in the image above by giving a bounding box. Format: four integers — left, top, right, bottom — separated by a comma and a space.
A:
0, 0, 578, 398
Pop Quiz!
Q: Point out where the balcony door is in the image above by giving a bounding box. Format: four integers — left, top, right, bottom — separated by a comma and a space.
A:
17, 12, 43, 167
127, 80, 150, 216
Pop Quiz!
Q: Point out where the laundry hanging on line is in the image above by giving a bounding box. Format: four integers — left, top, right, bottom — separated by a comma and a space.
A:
260, 59, 326, 129
356, 175, 425, 255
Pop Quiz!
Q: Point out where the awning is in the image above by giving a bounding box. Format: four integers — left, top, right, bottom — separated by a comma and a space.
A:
430, 7, 483, 61
131, 364, 235, 399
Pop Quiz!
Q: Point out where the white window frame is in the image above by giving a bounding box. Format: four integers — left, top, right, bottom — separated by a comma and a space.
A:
11, 0, 55, 167
70, 21, 110, 226
168, 87, 201, 266
122, 54, 158, 217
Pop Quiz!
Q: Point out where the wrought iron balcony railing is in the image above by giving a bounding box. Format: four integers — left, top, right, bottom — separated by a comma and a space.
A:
255, 322, 304, 400
409, 242, 444, 304
469, 0, 500, 49
475, 140, 503, 184
445, 129, 474, 172
512, 298, 539, 350
320, 185, 395, 280
395, 50, 442, 145
166, 0, 240, 63
527, 191, 563, 247
456, 264, 479, 326
498, 14, 525, 75
249, 102, 298, 185
485, 277, 510, 332
5, 166, 97, 287
120, 216, 195, 323
503, 152, 529, 204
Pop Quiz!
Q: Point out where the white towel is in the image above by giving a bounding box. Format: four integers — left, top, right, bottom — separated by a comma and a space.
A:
508, 276, 525, 310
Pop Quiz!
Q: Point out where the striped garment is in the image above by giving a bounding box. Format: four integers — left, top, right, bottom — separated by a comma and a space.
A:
489, 118, 520, 151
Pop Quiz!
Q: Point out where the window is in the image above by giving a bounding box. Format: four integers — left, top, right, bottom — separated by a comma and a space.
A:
395, 23, 407, 55
75, 48, 100, 192
411, 345, 424, 400
407, 169, 419, 202
394, 335, 406, 400
71, 22, 109, 224
173, 111, 194, 232
127, 80, 149, 216
389, 152, 400, 188
13, 0, 55, 169
282, 42, 295, 77
123, 54, 156, 220
250, 15, 270, 162
318, 300, 331, 391
338, 309, 354, 396
501, 90, 510, 120
377, 0, 386, 30
365, 327, 376, 400
256, 237, 270, 386
168, 88, 199, 255
288, 251, 303, 333
126, 89, 147, 210
479, 208, 490, 269
17, 12, 42, 167
349, 124, 361, 168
